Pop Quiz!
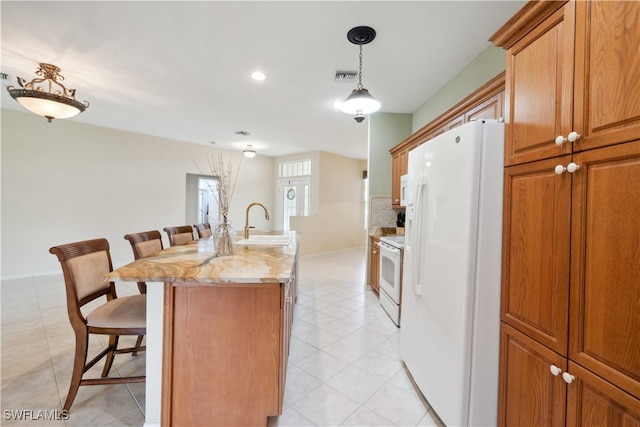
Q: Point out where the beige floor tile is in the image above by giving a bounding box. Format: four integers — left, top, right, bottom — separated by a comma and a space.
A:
340, 406, 396, 427
1, 248, 434, 427
363, 382, 429, 426
293, 384, 360, 426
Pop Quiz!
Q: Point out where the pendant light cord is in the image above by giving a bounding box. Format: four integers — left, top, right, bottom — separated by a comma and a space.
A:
357, 45, 364, 90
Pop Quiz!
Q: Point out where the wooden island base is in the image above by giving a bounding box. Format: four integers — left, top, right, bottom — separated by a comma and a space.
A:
162, 281, 295, 426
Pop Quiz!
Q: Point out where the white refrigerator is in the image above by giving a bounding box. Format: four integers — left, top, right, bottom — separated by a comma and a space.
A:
400, 120, 504, 426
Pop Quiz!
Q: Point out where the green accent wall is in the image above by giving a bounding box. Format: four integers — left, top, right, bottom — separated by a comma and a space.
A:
412, 46, 506, 131
368, 113, 412, 197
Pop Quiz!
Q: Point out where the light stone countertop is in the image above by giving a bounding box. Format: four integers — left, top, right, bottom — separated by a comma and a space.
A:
108, 236, 298, 284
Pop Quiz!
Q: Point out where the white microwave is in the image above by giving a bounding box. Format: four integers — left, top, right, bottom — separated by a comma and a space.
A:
400, 174, 408, 207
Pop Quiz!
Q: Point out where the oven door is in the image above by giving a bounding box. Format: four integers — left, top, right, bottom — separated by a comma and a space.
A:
379, 241, 401, 303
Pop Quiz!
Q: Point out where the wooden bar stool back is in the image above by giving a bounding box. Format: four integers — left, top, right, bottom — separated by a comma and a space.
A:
163, 225, 194, 247
49, 238, 146, 412
193, 223, 212, 239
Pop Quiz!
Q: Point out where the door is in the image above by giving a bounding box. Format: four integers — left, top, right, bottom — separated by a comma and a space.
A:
277, 178, 309, 232
501, 156, 571, 355
568, 141, 640, 398
498, 323, 567, 427
573, 1, 640, 152
504, 2, 575, 166
566, 362, 640, 426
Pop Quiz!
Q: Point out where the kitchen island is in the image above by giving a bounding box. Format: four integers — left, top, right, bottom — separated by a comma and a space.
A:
108, 234, 298, 426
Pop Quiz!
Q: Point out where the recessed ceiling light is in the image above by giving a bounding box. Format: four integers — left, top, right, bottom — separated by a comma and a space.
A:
251, 71, 266, 81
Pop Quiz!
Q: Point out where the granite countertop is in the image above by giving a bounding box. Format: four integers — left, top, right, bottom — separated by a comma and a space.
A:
108, 235, 298, 285
369, 226, 402, 238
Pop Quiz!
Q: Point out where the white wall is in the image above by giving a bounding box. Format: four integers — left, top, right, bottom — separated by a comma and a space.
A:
288, 151, 367, 255
1, 109, 275, 278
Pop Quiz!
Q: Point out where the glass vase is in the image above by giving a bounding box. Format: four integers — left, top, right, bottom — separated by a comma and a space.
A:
213, 218, 236, 256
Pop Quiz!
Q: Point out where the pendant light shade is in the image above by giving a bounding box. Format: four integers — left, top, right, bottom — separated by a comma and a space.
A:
340, 26, 380, 123
6, 63, 89, 123
338, 88, 381, 115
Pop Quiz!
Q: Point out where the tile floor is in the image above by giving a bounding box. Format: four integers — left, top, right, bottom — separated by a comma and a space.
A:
1, 248, 444, 426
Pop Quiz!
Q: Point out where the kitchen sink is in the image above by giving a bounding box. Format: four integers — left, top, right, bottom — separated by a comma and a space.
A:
235, 233, 294, 246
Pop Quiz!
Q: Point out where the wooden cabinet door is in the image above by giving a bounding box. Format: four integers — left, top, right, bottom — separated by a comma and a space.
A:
501, 157, 571, 354
569, 140, 640, 399
566, 362, 640, 427
391, 153, 402, 206
504, 2, 575, 166
391, 148, 409, 207
369, 237, 380, 295
465, 91, 504, 123
573, 1, 640, 152
498, 323, 567, 427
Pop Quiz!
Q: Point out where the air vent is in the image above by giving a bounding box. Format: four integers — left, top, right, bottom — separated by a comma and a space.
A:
335, 71, 357, 82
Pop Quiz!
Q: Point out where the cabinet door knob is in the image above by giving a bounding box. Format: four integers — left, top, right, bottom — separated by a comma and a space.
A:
549, 365, 562, 376
555, 132, 581, 145
555, 163, 580, 175
562, 372, 575, 384
567, 162, 580, 173
567, 131, 580, 142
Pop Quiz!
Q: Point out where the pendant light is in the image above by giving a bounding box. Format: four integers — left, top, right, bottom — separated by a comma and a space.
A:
338, 26, 380, 123
6, 63, 89, 123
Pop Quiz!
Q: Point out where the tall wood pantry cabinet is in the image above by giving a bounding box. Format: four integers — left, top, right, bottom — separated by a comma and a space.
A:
491, 1, 640, 425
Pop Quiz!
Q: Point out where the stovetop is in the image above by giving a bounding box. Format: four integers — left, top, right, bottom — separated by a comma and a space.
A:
379, 235, 405, 248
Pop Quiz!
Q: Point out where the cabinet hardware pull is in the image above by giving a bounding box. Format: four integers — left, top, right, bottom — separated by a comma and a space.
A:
554, 163, 580, 175
555, 132, 581, 145
549, 365, 562, 376
562, 372, 575, 384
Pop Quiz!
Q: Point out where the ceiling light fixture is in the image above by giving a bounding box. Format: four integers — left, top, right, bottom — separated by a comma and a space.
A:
338, 26, 380, 123
251, 71, 266, 81
243, 144, 256, 158
6, 63, 89, 123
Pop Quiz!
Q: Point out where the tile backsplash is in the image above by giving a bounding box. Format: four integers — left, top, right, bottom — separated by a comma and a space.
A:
370, 196, 397, 228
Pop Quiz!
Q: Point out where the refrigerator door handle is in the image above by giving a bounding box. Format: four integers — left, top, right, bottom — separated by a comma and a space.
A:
412, 176, 426, 295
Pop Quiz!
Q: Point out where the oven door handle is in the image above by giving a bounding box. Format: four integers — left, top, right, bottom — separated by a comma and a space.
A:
380, 242, 400, 255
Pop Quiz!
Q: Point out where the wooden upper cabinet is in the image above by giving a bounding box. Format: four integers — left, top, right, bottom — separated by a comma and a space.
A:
573, 1, 640, 152
501, 156, 571, 355
568, 140, 640, 399
466, 91, 504, 123
389, 73, 506, 206
502, 2, 575, 166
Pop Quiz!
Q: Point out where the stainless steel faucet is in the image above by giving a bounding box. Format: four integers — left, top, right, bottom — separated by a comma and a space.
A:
244, 202, 270, 239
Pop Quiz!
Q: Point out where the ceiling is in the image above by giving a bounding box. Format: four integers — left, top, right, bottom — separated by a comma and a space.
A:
1, 1, 524, 160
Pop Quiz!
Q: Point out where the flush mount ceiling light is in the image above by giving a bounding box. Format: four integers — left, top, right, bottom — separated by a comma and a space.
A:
243, 144, 256, 158
338, 26, 381, 123
6, 63, 89, 123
